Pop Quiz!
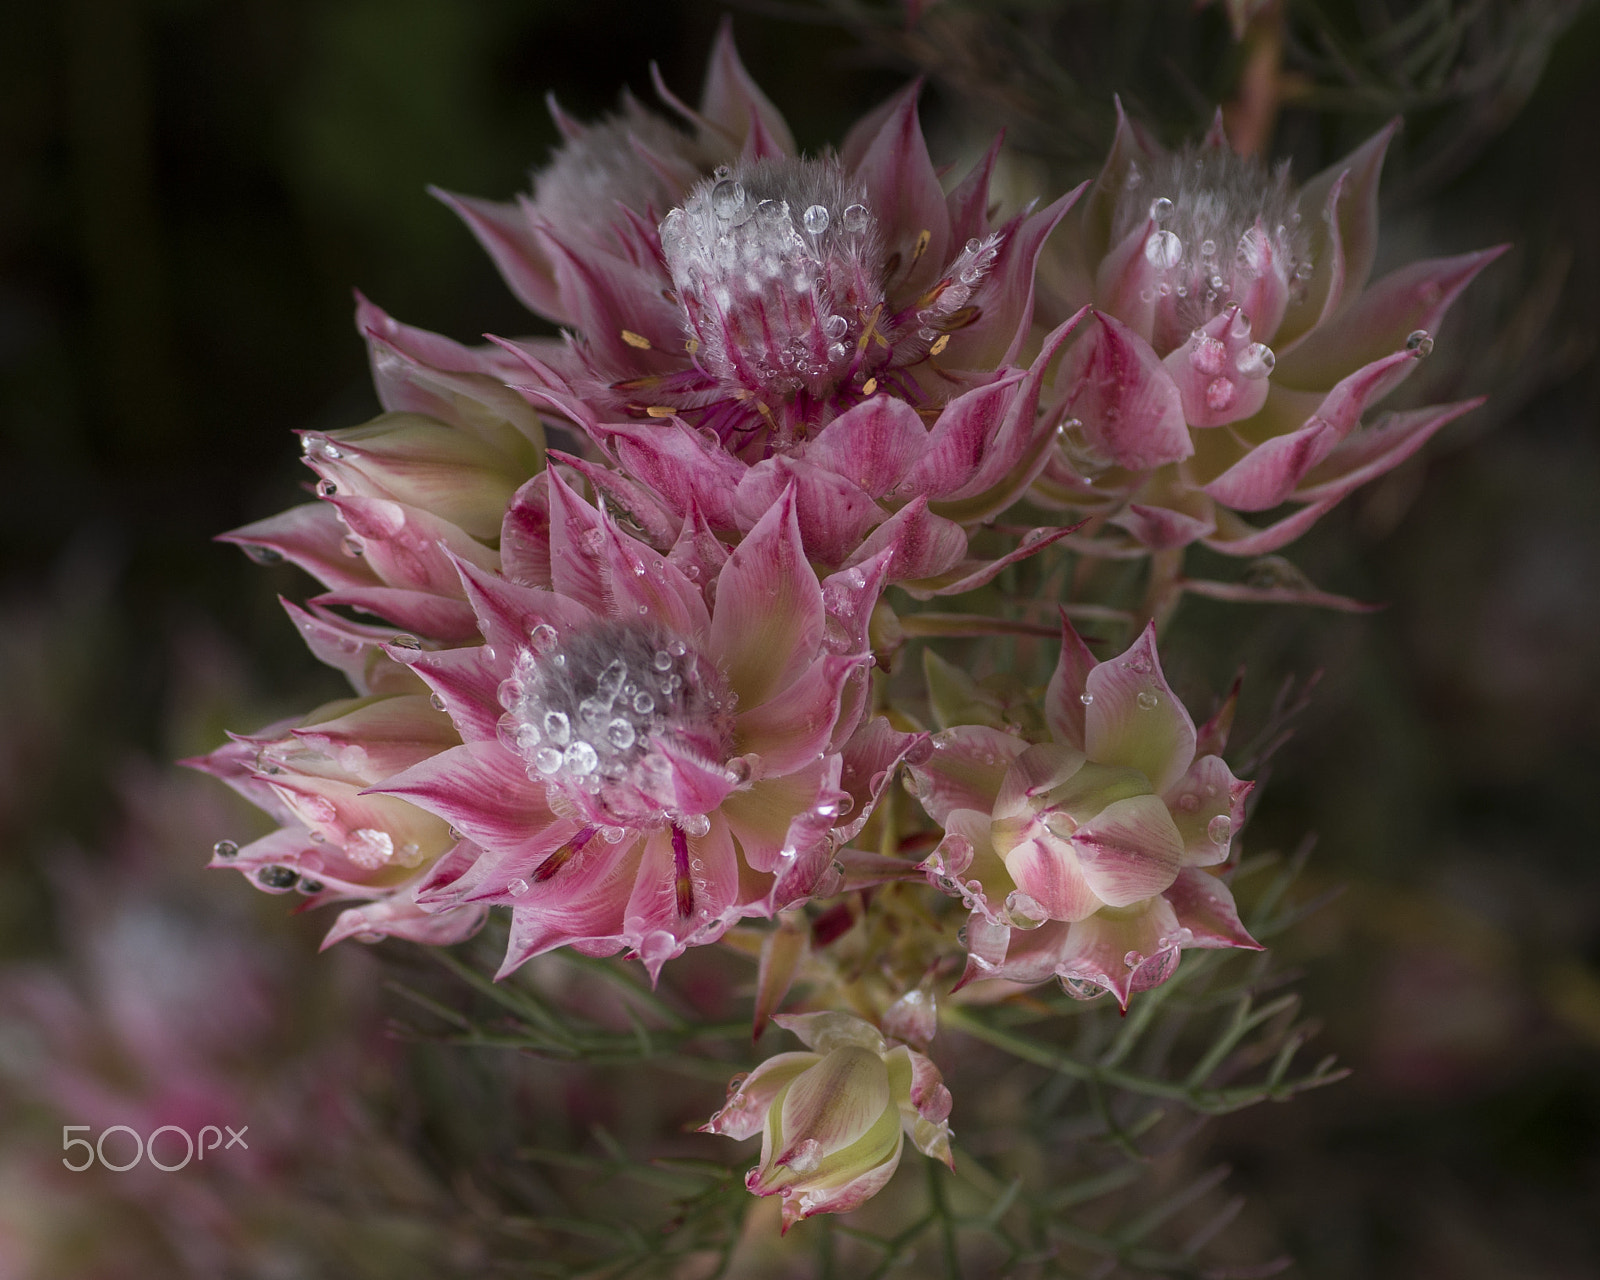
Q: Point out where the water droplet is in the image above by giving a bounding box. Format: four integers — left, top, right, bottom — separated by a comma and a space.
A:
606, 718, 635, 750
680, 813, 711, 838
565, 741, 599, 775
601, 825, 627, 844
534, 747, 563, 774
823, 313, 848, 340
841, 203, 868, 232
1079, 692, 1094, 706
633, 691, 655, 715
316, 478, 337, 498
668, 639, 688, 657
257, 865, 299, 890
651, 650, 672, 673
1208, 814, 1233, 845
1059, 976, 1102, 1000
785, 1138, 824, 1174
340, 535, 364, 557
1405, 329, 1434, 358
1123, 950, 1144, 970
1004, 891, 1047, 929
826, 340, 847, 363
801, 204, 829, 235
1148, 196, 1173, 222
240, 543, 283, 565
1205, 377, 1236, 412
212, 839, 239, 859
1136, 690, 1159, 711
1144, 229, 1183, 269
543, 710, 570, 745
1236, 342, 1275, 378
710, 179, 745, 220
529, 623, 558, 652
725, 756, 753, 785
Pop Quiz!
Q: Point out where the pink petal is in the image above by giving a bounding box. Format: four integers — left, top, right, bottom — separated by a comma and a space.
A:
495, 843, 646, 977
1203, 349, 1416, 512
945, 131, 1003, 245
906, 727, 1029, 827
290, 694, 457, 782
721, 760, 829, 876
1294, 399, 1483, 503
848, 83, 951, 298
843, 497, 966, 584
1055, 310, 1191, 472
1162, 755, 1252, 867
709, 486, 824, 710
836, 717, 928, 845
1070, 794, 1184, 906
219, 503, 379, 592
327, 494, 498, 597
737, 655, 860, 775
1092, 216, 1158, 340
735, 456, 885, 569
1201, 497, 1346, 557
408, 645, 505, 745
311, 586, 481, 642
595, 510, 713, 640
1004, 834, 1103, 922
892, 373, 1021, 501
544, 467, 615, 610
546, 450, 680, 550
1277, 119, 1398, 346
804, 395, 928, 499
608, 419, 748, 532
1043, 612, 1099, 751
377, 741, 558, 860
778, 1047, 891, 1154
451, 552, 595, 661
1274, 247, 1508, 391
702, 1052, 819, 1139
501, 473, 553, 588
697, 19, 796, 155
1084, 622, 1197, 793
1163, 867, 1262, 950
1162, 306, 1272, 429
431, 188, 566, 323
897, 524, 1075, 601
1108, 501, 1216, 551
279, 599, 420, 697
323, 897, 487, 950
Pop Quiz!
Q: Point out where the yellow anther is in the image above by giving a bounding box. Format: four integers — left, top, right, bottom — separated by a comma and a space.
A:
646, 405, 677, 418
621, 330, 652, 349
929, 334, 950, 356
912, 229, 932, 263
685, 338, 700, 355
861, 378, 878, 396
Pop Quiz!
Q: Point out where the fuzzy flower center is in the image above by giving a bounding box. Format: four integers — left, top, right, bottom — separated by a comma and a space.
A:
659, 157, 887, 404
1116, 146, 1310, 352
497, 619, 735, 830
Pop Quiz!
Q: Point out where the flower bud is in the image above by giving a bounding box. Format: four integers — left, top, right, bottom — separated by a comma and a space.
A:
703, 1012, 952, 1231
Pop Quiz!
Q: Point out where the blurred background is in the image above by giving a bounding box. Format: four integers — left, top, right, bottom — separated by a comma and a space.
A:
1, 0, 1596, 1275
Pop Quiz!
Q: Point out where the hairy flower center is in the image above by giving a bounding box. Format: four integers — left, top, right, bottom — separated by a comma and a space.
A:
498, 619, 734, 827
1117, 146, 1310, 349
659, 157, 886, 403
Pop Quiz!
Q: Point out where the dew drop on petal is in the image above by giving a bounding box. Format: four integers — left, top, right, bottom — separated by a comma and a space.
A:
823, 313, 848, 340
507, 878, 529, 897
212, 839, 239, 859
841, 202, 868, 232
680, 813, 711, 838
710, 179, 745, 220
1208, 814, 1233, 845
1079, 692, 1094, 706
785, 1138, 823, 1174
1148, 196, 1173, 222
535, 747, 563, 775
1405, 329, 1434, 358
1236, 342, 1275, 378
801, 204, 829, 235
1137, 690, 1159, 710
564, 741, 599, 775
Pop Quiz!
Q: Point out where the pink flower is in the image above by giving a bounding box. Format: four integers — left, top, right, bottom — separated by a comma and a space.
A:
702, 1012, 952, 1231
907, 617, 1261, 1006
373, 474, 907, 980
1034, 107, 1505, 555
425, 28, 1081, 585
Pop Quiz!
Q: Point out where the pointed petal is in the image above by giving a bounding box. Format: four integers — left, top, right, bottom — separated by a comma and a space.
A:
702, 1052, 818, 1138
1163, 754, 1252, 867
698, 19, 795, 154
736, 655, 859, 774
710, 487, 824, 710
1163, 867, 1262, 950
608, 419, 748, 531
1056, 310, 1191, 471
452, 551, 596, 660
805, 395, 927, 499
378, 741, 558, 860
1084, 622, 1196, 792
1043, 612, 1099, 750
323, 897, 487, 950
1070, 794, 1184, 906
753, 913, 809, 1040
408, 644, 505, 744
327, 494, 498, 596
501, 472, 553, 588
219, 503, 379, 592
1274, 247, 1507, 391
905, 726, 1029, 826
310, 586, 481, 642
849, 83, 950, 298
735, 456, 884, 569
432, 188, 566, 323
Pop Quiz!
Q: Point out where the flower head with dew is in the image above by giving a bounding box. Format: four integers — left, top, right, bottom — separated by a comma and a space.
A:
702, 1012, 952, 1231
905, 615, 1260, 1006
424, 39, 1087, 589
1033, 107, 1505, 557
371, 473, 916, 981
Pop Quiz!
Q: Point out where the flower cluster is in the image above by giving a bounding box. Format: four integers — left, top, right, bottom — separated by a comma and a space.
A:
196, 24, 1498, 1231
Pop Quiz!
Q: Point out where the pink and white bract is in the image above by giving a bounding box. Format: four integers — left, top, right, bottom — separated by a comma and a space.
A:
374, 475, 900, 981
1034, 107, 1503, 556
909, 618, 1261, 1007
